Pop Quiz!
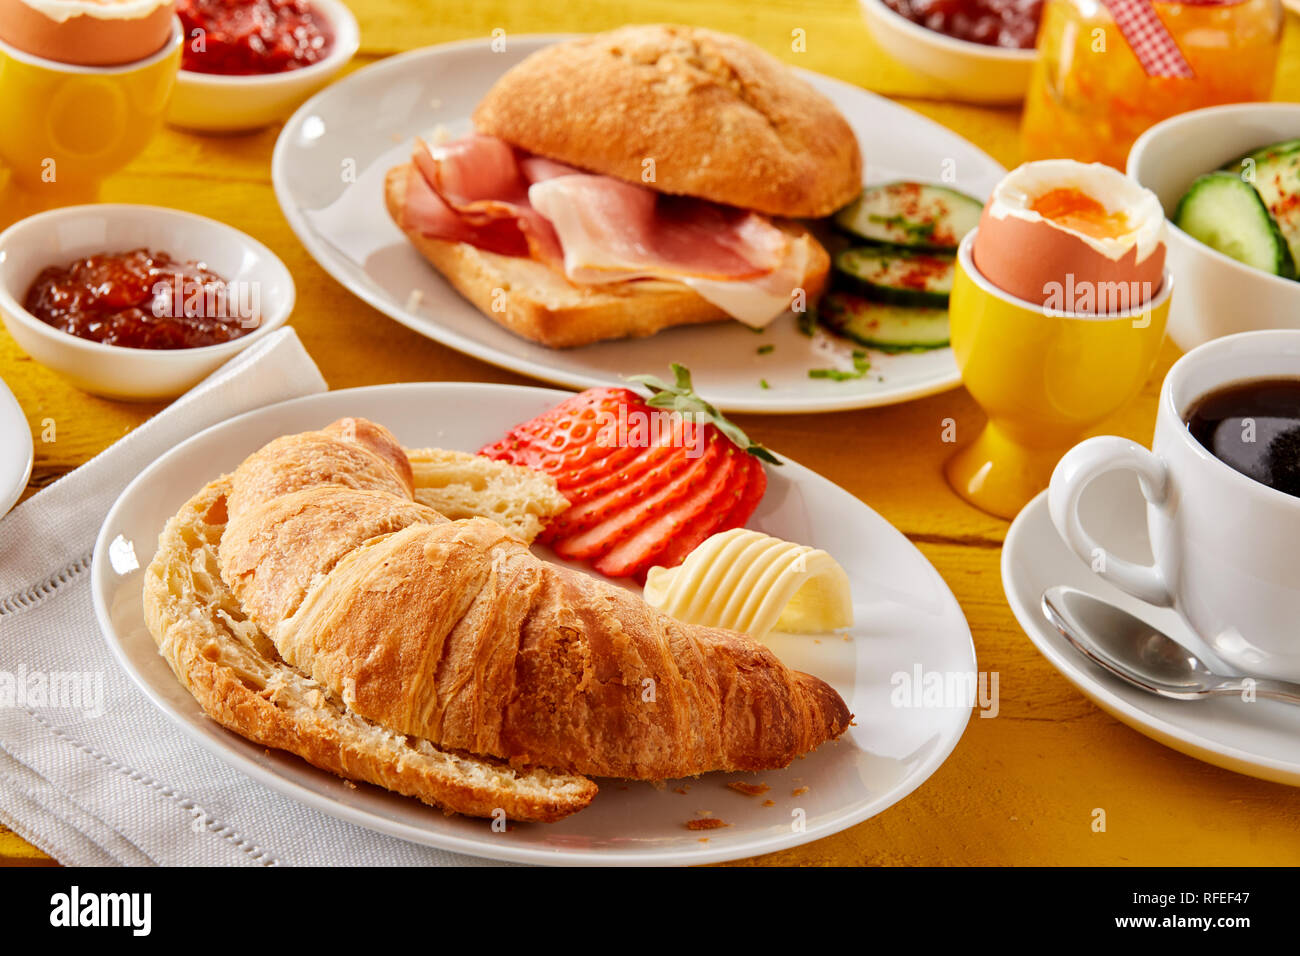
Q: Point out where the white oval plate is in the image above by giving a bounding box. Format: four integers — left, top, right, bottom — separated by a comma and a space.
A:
1003, 477, 1300, 786
271, 36, 1006, 414
0, 375, 32, 517
92, 383, 976, 865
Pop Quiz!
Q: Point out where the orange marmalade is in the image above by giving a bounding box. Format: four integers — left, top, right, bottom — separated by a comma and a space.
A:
1021, 0, 1282, 169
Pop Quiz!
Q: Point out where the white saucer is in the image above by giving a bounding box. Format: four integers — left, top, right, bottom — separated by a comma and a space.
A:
1003, 471, 1300, 786
93, 382, 977, 865
0, 375, 32, 517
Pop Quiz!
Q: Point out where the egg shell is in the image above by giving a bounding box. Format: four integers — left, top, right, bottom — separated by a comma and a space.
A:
972, 203, 1166, 314
0, 0, 175, 66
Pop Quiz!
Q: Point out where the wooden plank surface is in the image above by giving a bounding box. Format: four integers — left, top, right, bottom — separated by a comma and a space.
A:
2, 0, 1299, 866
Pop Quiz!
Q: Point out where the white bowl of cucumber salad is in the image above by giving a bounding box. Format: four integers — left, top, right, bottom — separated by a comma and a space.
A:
1129, 103, 1300, 353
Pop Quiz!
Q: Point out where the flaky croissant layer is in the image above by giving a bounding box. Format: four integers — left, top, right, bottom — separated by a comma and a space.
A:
218, 418, 852, 779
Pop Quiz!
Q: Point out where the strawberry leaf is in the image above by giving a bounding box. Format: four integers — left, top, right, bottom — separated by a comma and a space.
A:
626, 364, 782, 465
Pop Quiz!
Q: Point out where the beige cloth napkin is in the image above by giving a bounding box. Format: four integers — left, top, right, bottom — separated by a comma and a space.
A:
0, 329, 496, 865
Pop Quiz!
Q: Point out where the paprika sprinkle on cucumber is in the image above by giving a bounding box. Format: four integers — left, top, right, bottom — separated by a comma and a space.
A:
1232, 142, 1300, 272
833, 247, 955, 307
834, 182, 982, 251
818, 292, 950, 352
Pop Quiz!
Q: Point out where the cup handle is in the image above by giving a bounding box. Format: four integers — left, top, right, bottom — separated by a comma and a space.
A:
1047, 436, 1174, 608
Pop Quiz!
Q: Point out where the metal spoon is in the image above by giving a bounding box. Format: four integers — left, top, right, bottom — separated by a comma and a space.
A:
1040, 586, 1300, 704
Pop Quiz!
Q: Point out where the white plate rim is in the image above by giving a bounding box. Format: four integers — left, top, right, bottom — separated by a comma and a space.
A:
1003, 489, 1300, 786
92, 381, 978, 864
270, 35, 1005, 414
0, 375, 32, 517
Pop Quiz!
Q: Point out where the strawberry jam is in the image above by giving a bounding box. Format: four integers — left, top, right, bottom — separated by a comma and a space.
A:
883, 0, 1043, 49
24, 249, 258, 350
178, 0, 333, 76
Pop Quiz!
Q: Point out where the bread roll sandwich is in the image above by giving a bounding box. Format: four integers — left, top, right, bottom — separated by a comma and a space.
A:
143, 418, 853, 822
385, 24, 863, 347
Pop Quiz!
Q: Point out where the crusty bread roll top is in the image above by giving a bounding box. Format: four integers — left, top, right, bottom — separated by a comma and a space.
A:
473, 24, 863, 219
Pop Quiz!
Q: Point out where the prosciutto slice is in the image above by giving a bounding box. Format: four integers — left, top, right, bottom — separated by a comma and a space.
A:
400, 135, 572, 261
400, 134, 807, 326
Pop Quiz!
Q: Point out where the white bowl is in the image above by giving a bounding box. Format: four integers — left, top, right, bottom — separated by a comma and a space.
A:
1128, 103, 1300, 352
0, 204, 295, 401
858, 0, 1035, 105
166, 0, 360, 133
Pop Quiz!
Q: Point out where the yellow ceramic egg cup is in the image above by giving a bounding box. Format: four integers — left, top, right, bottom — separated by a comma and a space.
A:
945, 229, 1171, 519
0, 19, 181, 225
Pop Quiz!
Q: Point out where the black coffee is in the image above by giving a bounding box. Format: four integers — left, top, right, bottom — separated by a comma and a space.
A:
1185, 378, 1300, 499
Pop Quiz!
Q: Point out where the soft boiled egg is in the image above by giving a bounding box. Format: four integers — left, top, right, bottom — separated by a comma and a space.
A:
972, 160, 1166, 315
0, 0, 175, 67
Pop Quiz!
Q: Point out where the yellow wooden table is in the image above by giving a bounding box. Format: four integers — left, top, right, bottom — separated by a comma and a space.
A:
4, 0, 1300, 867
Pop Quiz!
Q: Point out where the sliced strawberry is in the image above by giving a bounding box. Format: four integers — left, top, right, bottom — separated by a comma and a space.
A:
715, 453, 768, 531
547, 412, 696, 510
479, 373, 776, 582
647, 452, 763, 571
592, 444, 747, 581
551, 442, 644, 494
551, 438, 724, 561
543, 441, 696, 541
479, 387, 642, 481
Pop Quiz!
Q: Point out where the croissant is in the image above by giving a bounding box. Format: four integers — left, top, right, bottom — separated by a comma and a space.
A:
217, 418, 852, 781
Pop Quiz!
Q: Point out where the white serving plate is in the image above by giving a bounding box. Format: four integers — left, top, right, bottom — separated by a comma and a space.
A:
1004, 476, 1300, 787
0, 374, 32, 517
93, 382, 977, 865
271, 36, 1007, 414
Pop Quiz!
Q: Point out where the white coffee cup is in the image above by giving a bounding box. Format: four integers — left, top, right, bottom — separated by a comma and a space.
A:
1048, 329, 1300, 681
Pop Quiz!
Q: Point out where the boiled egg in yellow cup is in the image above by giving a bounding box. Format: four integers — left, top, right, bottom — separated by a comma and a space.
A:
944, 159, 1173, 519
973, 160, 1166, 314
0, 0, 176, 66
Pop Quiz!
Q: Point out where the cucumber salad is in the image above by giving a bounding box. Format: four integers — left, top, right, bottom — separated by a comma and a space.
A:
1174, 138, 1300, 281
822, 181, 982, 352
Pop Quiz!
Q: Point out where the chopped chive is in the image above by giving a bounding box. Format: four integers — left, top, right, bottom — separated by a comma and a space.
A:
757, 344, 775, 355
797, 308, 817, 337
809, 365, 869, 382
759, 378, 770, 390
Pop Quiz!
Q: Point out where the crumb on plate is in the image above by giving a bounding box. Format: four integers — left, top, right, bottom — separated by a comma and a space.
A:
687, 818, 730, 831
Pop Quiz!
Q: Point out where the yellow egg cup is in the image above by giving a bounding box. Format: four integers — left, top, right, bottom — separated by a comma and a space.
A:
0, 19, 181, 224
945, 229, 1172, 520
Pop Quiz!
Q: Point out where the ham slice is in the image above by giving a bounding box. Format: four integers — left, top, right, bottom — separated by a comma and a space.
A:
400, 134, 808, 327
401, 135, 571, 261
526, 175, 785, 280
529, 175, 806, 327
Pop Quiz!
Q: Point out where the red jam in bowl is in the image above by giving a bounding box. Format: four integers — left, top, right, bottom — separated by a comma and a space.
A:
24, 249, 260, 350
882, 0, 1043, 49
177, 0, 334, 76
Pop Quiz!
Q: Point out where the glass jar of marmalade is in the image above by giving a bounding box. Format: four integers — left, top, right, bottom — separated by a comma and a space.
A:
1021, 0, 1283, 169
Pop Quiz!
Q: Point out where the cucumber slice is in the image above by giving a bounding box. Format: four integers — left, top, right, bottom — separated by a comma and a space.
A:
834, 182, 982, 251
1174, 171, 1295, 278
1244, 145, 1300, 273
818, 292, 950, 351
1223, 138, 1300, 169
833, 247, 955, 307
